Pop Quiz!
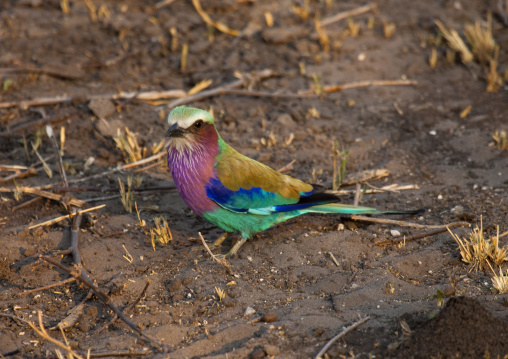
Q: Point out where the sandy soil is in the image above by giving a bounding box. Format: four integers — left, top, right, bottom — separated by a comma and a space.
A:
1, 0, 508, 358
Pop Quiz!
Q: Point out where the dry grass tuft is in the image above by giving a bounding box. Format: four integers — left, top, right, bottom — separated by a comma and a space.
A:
382, 19, 396, 39
150, 216, 173, 249
332, 140, 350, 191
215, 286, 226, 302
118, 176, 134, 213
293, 0, 310, 22
136, 203, 173, 251
448, 219, 508, 272
435, 20, 473, 64
491, 267, 508, 294
486, 45, 503, 93
435, 16, 504, 92
314, 17, 330, 52
492, 130, 508, 150
114, 127, 164, 163
463, 15, 495, 65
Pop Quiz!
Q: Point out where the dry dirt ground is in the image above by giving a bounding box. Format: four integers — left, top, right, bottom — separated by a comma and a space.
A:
1, 0, 508, 358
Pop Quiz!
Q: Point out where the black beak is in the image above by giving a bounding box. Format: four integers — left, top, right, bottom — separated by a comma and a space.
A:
165, 123, 186, 138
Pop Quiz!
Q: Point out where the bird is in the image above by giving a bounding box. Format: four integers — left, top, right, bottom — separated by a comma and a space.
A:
165, 106, 420, 256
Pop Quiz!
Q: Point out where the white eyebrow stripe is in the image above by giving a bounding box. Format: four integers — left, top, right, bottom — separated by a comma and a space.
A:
167, 111, 206, 129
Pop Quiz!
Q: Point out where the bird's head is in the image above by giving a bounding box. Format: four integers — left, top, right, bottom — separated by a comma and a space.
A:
165, 106, 217, 152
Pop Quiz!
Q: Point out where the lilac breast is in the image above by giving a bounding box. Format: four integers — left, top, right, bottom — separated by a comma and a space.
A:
167, 137, 218, 215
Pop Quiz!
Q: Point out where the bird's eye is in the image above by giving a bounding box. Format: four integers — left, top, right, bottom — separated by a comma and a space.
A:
194, 120, 204, 129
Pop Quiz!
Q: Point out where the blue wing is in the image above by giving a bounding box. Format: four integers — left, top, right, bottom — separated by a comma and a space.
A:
205, 177, 337, 215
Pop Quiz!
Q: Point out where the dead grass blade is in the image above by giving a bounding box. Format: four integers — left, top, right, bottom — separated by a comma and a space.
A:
320, 3, 376, 27
447, 218, 508, 271
464, 15, 496, 65
490, 264, 508, 294
492, 130, 508, 150
435, 20, 473, 64
192, 0, 239, 36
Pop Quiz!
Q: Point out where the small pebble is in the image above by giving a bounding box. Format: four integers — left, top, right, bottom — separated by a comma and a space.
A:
244, 306, 256, 316
264, 345, 280, 356
451, 205, 464, 215
168, 279, 182, 292
390, 229, 401, 237
262, 312, 278, 323
250, 348, 266, 359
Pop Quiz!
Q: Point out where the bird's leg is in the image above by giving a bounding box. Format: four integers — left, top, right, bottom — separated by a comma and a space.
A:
227, 236, 249, 257
211, 232, 228, 249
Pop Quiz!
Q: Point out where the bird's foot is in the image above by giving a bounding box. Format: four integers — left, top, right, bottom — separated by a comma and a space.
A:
210, 232, 228, 249
227, 237, 248, 258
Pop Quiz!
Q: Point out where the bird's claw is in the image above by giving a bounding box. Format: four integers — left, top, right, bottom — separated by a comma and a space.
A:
210, 232, 228, 249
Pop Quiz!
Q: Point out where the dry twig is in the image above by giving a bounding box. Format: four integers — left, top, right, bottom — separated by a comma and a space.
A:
318, 79, 417, 93
166, 69, 275, 109
95, 280, 151, 334
28, 204, 105, 230
20, 277, 76, 296
198, 232, 233, 274
320, 3, 376, 27
315, 316, 371, 359
46, 125, 68, 187
192, 0, 239, 36
374, 221, 471, 246
0, 111, 76, 137
42, 256, 166, 350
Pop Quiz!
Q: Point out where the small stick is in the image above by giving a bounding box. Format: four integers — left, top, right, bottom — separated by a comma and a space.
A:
77, 350, 152, 358
0, 167, 37, 182
46, 125, 68, 187
0, 89, 186, 110
277, 159, 296, 173
166, 69, 275, 109
329, 184, 418, 196
31, 143, 53, 179
0, 164, 28, 171
301, 79, 418, 95
51, 289, 94, 330
28, 204, 105, 230
375, 222, 471, 246
20, 277, 76, 296
83, 194, 121, 203
42, 256, 166, 350
12, 196, 43, 212
0, 111, 76, 135
24, 152, 167, 191
353, 182, 362, 207
0, 64, 84, 80
198, 232, 233, 274
94, 280, 151, 334
322, 79, 417, 93
217, 88, 316, 99
351, 215, 469, 230
192, 0, 239, 36
0, 155, 54, 183
364, 182, 401, 193
328, 252, 340, 267
29, 311, 85, 359
315, 316, 371, 359
21, 187, 84, 208
320, 3, 376, 27
52, 185, 175, 193
134, 161, 163, 173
